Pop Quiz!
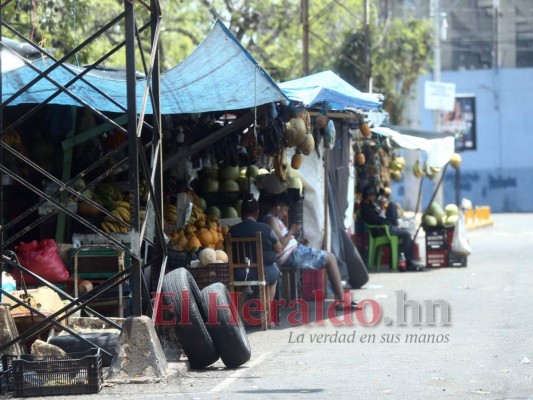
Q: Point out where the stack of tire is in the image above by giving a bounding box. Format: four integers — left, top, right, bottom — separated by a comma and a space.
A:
160, 268, 251, 369
49, 268, 251, 370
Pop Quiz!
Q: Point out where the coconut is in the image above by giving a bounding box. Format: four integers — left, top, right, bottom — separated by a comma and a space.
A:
221, 206, 239, 219
450, 153, 462, 169
219, 166, 240, 181
444, 214, 459, 227
220, 179, 240, 192
202, 178, 219, 193
204, 166, 219, 179
215, 250, 229, 263
444, 204, 459, 216
299, 133, 315, 156
246, 165, 259, 178
199, 248, 217, 266
284, 118, 307, 147
423, 215, 438, 227
206, 206, 221, 219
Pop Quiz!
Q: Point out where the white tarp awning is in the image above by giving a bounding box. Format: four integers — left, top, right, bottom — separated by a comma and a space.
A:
372, 126, 455, 168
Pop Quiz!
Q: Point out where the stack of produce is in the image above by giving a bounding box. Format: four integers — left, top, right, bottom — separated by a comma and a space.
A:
423, 202, 459, 228
169, 204, 230, 254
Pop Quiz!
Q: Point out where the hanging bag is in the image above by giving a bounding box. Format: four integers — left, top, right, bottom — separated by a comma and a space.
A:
451, 210, 472, 256
14, 239, 70, 285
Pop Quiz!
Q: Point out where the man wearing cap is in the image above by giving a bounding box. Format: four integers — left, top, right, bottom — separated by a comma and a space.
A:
360, 185, 425, 271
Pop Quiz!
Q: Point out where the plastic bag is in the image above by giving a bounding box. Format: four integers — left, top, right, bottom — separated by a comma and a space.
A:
1, 271, 17, 301
451, 211, 472, 256
14, 239, 70, 285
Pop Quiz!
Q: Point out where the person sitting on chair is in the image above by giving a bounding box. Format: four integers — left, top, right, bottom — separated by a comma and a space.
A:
228, 194, 282, 304
378, 187, 401, 227
262, 194, 358, 310
359, 185, 424, 272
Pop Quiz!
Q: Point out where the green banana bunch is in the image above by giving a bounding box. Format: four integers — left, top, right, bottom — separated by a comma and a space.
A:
412, 160, 425, 178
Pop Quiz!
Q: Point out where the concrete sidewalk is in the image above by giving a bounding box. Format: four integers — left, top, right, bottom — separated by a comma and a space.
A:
12, 213, 533, 399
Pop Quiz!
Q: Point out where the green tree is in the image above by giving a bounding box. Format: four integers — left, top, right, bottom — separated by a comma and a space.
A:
335, 14, 433, 124
2, 0, 432, 116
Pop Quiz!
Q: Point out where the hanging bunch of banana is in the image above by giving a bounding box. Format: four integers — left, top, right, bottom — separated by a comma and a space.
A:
94, 182, 123, 210
164, 203, 178, 225
187, 204, 206, 226
389, 156, 406, 181
140, 179, 149, 203
273, 147, 288, 182
100, 201, 130, 233
412, 160, 425, 178
425, 164, 442, 180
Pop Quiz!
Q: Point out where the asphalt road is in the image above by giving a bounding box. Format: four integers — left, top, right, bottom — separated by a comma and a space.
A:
19, 213, 533, 400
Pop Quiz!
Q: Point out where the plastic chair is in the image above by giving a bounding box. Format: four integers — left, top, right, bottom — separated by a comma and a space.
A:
364, 223, 399, 272
225, 232, 269, 331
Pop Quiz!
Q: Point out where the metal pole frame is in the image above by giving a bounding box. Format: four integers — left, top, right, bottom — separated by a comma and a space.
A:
0, 0, 164, 347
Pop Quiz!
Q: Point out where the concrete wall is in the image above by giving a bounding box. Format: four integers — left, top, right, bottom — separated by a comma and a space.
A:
395, 67, 533, 213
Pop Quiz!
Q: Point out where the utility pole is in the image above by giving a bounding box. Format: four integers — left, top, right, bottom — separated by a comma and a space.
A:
431, 0, 444, 206
364, 0, 372, 92
302, 0, 309, 76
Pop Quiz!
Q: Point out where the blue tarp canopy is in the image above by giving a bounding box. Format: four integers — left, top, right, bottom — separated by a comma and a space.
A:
278, 70, 383, 111
1, 20, 287, 114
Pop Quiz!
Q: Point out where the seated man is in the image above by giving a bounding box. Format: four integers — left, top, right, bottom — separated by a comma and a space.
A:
379, 188, 401, 227
262, 194, 358, 310
228, 195, 282, 305
359, 185, 424, 271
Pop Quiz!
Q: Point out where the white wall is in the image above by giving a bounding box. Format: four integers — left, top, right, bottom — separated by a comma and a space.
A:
393, 68, 533, 212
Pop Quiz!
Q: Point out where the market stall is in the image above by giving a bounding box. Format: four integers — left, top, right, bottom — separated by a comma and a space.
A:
277, 70, 385, 289
353, 124, 467, 270
0, 15, 289, 366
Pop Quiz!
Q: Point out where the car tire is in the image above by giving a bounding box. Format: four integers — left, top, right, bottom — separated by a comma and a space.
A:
200, 282, 251, 368
161, 268, 218, 369
48, 332, 119, 367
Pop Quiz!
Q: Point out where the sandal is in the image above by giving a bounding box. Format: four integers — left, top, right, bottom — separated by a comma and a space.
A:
335, 300, 359, 311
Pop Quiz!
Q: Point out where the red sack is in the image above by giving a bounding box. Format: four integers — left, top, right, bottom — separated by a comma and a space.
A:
14, 239, 70, 285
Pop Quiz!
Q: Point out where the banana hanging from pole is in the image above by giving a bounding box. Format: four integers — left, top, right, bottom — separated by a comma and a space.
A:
274, 147, 288, 182
412, 160, 425, 178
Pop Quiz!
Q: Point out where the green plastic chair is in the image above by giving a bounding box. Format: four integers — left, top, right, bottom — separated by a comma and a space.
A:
364, 223, 399, 272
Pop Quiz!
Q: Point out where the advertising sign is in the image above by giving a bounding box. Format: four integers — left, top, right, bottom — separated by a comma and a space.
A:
440, 95, 477, 151
424, 81, 456, 111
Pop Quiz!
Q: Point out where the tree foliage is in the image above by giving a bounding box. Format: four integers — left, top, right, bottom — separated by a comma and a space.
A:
335, 14, 433, 124
2, 0, 432, 123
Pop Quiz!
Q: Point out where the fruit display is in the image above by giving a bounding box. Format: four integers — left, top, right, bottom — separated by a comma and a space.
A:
423, 201, 459, 228
168, 200, 231, 254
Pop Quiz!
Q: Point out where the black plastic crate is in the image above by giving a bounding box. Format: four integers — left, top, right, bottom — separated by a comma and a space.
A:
1, 354, 15, 395
426, 249, 447, 268
187, 263, 230, 290
167, 250, 192, 272
11, 348, 103, 397
448, 252, 467, 267
425, 227, 446, 250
